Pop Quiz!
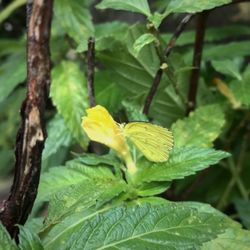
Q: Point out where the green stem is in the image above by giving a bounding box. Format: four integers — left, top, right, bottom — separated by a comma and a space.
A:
0, 0, 26, 24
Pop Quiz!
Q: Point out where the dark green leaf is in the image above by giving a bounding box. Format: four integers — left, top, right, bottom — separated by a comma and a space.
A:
54, 0, 94, 51
0, 52, 26, 102
234, 199, 250, 229
136, 148, 230, 183
0, 223, 17, 250
19, 226, 44, 250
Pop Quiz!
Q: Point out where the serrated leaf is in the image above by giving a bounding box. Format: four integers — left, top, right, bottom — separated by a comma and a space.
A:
0, 223, 17, 250
234, 199, 250, 229
65, 202, 231, 249
37, 160, 125, 203
42, 115, 72, 162
212, 60, 242, 80
50, 61, 88, 148
133, 33, 156, 56
54, 0, 94, 50
167, 0, 230, 14
172, 104, 225, 148
0, 52, 26, 102
201, 228, 250, 250
19, 226, 44, 250
136, 147, 230, 183
96, 0, 151, 17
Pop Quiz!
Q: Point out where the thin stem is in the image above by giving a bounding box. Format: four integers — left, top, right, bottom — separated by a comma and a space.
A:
0, 0, 26, 24
87, 37, 96, 107
143, 14, 193, 115
0, 0, 53, 240
187, 11, 208, 114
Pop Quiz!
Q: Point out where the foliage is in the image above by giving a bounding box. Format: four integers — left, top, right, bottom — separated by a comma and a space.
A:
0, 0, 250, 249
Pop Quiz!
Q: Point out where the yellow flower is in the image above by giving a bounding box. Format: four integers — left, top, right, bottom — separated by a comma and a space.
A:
82, 105, 136, 174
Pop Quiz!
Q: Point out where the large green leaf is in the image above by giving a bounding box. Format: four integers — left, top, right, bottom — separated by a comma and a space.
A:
42, 115, 72, 162
136, 147, 230, 183
0, 52, 26, 102
64, 202, 231, 249
0, 223, 17, 250
19, 226, 44, 250
54, 0, 94, 51
201, 228, 250, 250
98, 25, 186, 126
50, 61, 88, 148
167, 0, 230, 14
171, 104, 225, 148
96, 0, 151, 17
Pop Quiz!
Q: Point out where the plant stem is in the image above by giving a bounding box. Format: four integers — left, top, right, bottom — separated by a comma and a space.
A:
0, 0, 26, 24
187, 11, 208, 114
0, 0, 53, 240
87, 37, 96, 107
143, 14, 193, 115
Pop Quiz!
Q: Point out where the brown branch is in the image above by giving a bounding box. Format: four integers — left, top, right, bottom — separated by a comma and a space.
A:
186, 11, 208, 114
143, 14, 194, 115
0, 0, 53, 240
87, 37, 96, 107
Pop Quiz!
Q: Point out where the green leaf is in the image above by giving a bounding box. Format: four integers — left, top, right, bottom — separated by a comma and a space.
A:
65, 202, 231, 249
54, 0, 94, 51
136, 147, 230, 183
172, 104, 225, 148
19, 226, 44, 250
96, 0, 151, 17
201, 228, 250, 250
42, 115, 72, 162
42, 206, 109, 250
94, 21, 129, 51
234, 199, 250, 229
50, 61, 88, 148
0, 52, 26, 102
230, 68, 250, 106
37, 160, 125, 203
136, 181, 170, 196
167, 0, 231, 14
211, 60, 242, 80
133, 33, 156, 56
0, 223, 17, 250
203, 41, 250, 60
98, 25, 186, 126
95, 71, 123, 112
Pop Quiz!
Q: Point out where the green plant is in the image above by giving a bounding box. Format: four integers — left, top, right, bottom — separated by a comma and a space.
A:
1, 0, 250, 249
